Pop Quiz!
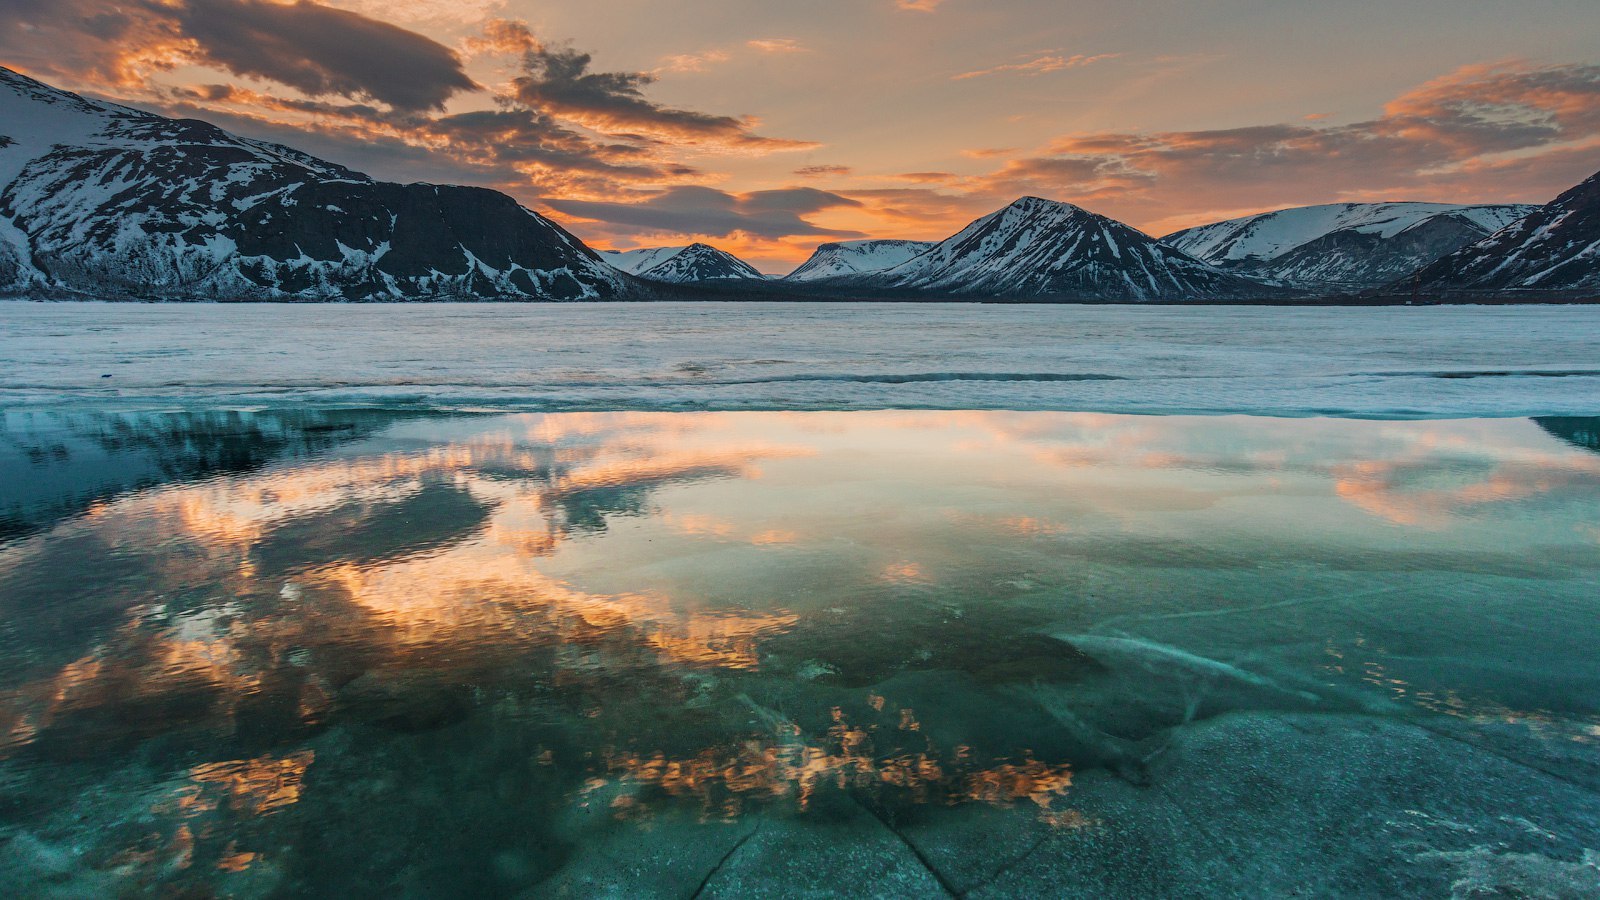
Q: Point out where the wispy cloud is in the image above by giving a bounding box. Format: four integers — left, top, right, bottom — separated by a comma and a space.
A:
795, 164, 853, 177
954, 53, 1118, 81
498, 23, 815, 150
896, 0, 945, 11
657, 50, 733, 74
961, 147, 1018, 159
747, 38, 808, 54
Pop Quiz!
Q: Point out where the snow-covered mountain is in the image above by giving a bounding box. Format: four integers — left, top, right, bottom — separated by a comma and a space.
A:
1162, 202, 1536, 288
875, 197, 1265, 300
601, 246, 687, 275
634, 243, 766, 283
784, 239, 935, 282
0, 66, 626, 301
1411, 169, 1600, 294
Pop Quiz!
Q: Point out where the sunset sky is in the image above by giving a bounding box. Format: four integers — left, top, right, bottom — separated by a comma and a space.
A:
5, 0, 1600, 271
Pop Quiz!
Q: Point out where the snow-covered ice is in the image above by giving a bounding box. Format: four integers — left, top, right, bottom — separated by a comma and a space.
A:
3, 300, 1599, 417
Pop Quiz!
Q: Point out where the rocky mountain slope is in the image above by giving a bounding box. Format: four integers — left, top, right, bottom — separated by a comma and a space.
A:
875, 197, 1266, 301
784, 239, 935, 282
0, 66, 626, 301
1162, 203, 1534, 289
1411, 169, 1600, 294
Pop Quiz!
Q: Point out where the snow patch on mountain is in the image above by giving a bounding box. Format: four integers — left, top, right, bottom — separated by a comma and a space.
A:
602, 246, 688, 275
784, 239, 936, 281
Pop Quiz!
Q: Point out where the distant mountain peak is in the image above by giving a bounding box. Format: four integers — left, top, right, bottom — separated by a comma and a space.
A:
601, 246, 687, 275
1009, 195, 1075, 210
635, 243, 765, 283
785, 238, 935, 282
876, 197, 1264, 301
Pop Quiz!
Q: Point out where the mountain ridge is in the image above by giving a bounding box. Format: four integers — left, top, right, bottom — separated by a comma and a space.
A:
1162, 202, 1537, 289
869, 196, 1270, 301
601, 246, 687, 276
785, 239, 937, 282
1410, 170, 1600, 294
0, 65, 628, 301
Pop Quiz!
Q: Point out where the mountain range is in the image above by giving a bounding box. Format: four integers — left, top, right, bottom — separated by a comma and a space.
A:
1, 65, 1595, 303
1162, 202, 1536, 289
865, 196, 1268, 300
0, 66, 624, 301
604, 243, 767, 283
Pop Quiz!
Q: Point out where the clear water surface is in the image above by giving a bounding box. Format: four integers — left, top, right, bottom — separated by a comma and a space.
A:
1, 406, 1598, 897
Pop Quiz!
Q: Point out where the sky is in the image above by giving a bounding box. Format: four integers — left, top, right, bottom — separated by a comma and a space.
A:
4, 0, 1600, 272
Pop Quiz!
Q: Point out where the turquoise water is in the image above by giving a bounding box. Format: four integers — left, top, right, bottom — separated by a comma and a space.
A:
1, 409, 1598, 896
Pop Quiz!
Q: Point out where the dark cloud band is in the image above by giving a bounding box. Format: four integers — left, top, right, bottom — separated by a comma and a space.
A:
0, 0, 477, 111
547, 186, 864, 240
175, 0, 478, 110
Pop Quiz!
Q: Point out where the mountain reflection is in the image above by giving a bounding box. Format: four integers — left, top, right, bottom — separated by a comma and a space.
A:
1, 410, 1598, 892
1535, 416, 1600, 454
0, 408, 419, 543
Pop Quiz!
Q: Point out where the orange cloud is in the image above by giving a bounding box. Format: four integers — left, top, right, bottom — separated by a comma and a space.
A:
954, 53, 1118, 81
962, 147, 1019, 159
462, 17, 542, 57
953, 60, 1600, 235
747, 38, 808, 54
657, 50, 733, 74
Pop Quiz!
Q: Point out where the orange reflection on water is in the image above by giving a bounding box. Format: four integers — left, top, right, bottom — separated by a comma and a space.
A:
1322, 641, 1600, 747
1331, 459, 1550, 528
545, 445, 812, 497
587, 701, 1076, 823
188, 750, 316, 816
311, 543, 798, 671
1326, 431, 1600, 528
0, 423, 820, 759
159, 445, 489, 549
881, 561, 928, 583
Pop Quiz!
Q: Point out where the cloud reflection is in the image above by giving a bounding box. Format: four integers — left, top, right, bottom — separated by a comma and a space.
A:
2, 408, 1598, 893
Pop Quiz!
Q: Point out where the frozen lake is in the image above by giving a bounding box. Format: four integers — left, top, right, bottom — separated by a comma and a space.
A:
3, 301, 1600, 417
1, 302, 1598, 896
2, 409, 1599, 895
